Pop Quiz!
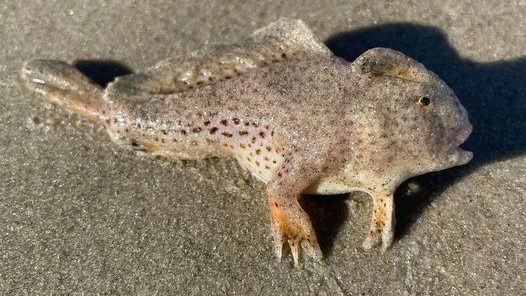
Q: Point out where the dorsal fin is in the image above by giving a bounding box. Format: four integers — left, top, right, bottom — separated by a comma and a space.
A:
351, 47, 433, 83
107, 18, 332, 96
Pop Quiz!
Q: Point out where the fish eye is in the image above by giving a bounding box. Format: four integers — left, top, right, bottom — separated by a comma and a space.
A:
418, 96, 431, 107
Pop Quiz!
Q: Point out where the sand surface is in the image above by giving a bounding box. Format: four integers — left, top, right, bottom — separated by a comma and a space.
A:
1, 1, 525, 295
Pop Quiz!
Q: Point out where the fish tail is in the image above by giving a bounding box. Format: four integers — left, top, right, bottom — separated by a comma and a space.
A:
21, 60, 108, 125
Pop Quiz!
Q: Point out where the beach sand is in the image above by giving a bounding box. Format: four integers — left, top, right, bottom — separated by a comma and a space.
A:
1, 1, 525, 294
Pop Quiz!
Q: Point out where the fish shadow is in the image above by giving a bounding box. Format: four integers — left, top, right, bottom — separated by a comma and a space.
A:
73, 60, 133, 87
300, 194, 350, 256
325, 23, 526, 240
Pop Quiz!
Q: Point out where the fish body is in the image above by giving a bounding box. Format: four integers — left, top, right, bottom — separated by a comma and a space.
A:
21, 18, 472, 264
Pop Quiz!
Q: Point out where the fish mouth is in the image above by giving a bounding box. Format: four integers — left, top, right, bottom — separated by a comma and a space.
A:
450, 147, 473, 166
448, 122, 473, 166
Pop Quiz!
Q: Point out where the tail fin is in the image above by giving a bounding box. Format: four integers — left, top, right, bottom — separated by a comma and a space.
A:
21, 60, 107, 125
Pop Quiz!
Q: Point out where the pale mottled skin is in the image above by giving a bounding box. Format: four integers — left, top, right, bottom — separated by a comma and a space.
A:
21, 18, 472, 264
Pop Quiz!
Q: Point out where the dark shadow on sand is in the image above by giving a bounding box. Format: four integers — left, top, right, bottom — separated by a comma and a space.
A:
301, 194, 349, 256
73, 60, 133, 87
